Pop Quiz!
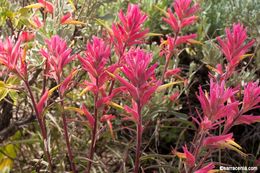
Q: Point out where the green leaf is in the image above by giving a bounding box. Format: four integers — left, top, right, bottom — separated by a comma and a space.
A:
5, 144, 16, 158
6, 76, 20, 85
0, 81, 8, 102
8, 91, 18, 105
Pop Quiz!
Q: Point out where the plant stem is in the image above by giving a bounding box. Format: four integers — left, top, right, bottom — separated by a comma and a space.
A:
24, 81, 54, 173
60, 95, 77, 173
57, 75, 77, 173
86, 78, 99, 173
134, 100, 142, 173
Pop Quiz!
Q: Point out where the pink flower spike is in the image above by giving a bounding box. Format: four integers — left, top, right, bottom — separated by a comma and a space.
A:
163, 0, 199, 32
111, 4, 148, 55
194, 163, 215, 173
78, 36, 110, 78
217, 23, 255, 71
81, 104, 95, 129
116, 48, 159, 106
0, 38, 27, 78
40, 35, 74, 81
197, 79, 238, 121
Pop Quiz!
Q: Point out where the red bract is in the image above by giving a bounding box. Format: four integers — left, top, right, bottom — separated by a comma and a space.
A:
38, 0, 54, 14
169, 91, 179, 102
235, 115, 260, 125
32, 16, 43, 28
182, 145, 195, 167
59, 69, 77, 96
165, 68, 181, 78
60, 12, 72, 24
78, 36, 110, 79
81, 104, 95, 129
100, 114, 116, 138
40, 35, 74, 81
163, 0, 199, 33
37, 90, 49, 116
203, 133, 233, 147
217, 23, 255, 77
197, 80, 238, 122
111, 4, 149, 56
116, 48, 160, 107
242, 81, 260, 112
20, 31, 35, 42
194, 163, 215, 173
0, 38, 27, 79
124, 100, 139, 123
192, 110, 222, 132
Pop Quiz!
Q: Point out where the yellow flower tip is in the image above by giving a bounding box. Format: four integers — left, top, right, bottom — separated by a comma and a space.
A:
72, 69, 78, 77
146, 32, 163, 37
48, 84, 60, 96
160, 40, 168, 47
106, 70, 116, 78
65, 106, 84, 115
240, 53, 254, 60
209, 170, 224, 173
219, 139, 247, 157
226, 139, 242, 149
79, 86, 91, 96
25, 3, 44, 9
175, 152, 186, 159
188, 39, 203, 45
108, 101, 124, 110
62, 19, 85, 25
157, 81, 184, 92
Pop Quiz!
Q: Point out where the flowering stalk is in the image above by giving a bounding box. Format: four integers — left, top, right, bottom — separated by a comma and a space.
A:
211, 23, 255, 81
78, 36, 115, 172
24, 81, 54, 173
40, 35, 76, 172
115, 48, 159, 172
105, 3, 149, 103
161, 0, 199, 82
0, 37, 54, 172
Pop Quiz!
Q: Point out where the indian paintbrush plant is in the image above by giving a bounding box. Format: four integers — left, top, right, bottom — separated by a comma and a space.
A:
0, 0, 259, 172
